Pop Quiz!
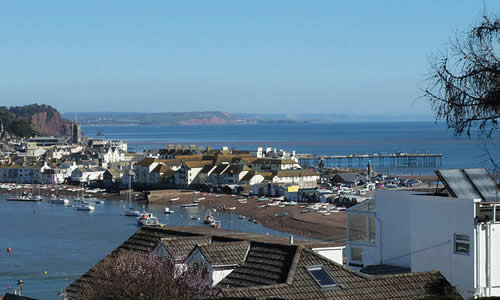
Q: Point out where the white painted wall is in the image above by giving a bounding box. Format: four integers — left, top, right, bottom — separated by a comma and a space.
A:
212, 269, 234, 286
312, 247, 344, 265
409, 194, 475, 298
376, 190, 412, 268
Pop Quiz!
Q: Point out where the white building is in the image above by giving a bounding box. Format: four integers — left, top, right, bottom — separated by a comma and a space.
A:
346, 185, 500, 298
272, 169, 319, 188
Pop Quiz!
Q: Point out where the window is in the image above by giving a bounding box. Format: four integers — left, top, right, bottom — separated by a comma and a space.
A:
351, 247, 363, 262
348, 213, 376, 244
306, 265, 337, 289
454, 233, 470, 255
348, 214, 367, 242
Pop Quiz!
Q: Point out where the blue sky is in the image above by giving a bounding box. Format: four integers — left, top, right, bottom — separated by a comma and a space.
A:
0, 1, 498, 115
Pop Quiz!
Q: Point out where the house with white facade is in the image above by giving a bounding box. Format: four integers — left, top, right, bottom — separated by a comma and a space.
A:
250, 158, 301, 173
272, 169, 319, 188
70, 167, 105, 183
175, 160, 213, 187
345, 168, 500, 298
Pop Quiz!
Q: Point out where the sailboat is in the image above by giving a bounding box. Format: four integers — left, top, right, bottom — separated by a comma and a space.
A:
122, 177, 140, 216
75, 182, 94, 211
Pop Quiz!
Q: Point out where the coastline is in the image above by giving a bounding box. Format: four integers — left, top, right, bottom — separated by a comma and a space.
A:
148, 190, 346, 242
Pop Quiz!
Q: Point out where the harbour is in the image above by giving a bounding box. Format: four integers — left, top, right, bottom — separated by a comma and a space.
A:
0, 194, 308, 300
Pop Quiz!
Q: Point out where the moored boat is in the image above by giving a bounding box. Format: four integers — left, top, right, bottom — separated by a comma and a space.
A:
203, 215, 214, 224
163, 207, 174, 214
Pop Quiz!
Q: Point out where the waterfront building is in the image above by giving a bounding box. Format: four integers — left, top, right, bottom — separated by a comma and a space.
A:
272, 169, 320, 188
345, 168, 500, 298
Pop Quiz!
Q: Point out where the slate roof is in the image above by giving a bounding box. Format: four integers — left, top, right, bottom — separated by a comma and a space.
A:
161, 236, 211, 261
64, 227, 203, 299
65, 226, 342, 300
219, 242, 298, 288
212, 163, 230, 175
219, 246, 457, 300
196, 241, 249, 267
222, 165, 244, 176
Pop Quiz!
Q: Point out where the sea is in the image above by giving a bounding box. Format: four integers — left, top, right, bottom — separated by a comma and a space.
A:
1, 121, 499, 299
83, 122, 499, 174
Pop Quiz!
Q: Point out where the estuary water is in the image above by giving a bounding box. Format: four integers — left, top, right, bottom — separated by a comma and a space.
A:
0, 195, 298, 299
83, 122, 500, 174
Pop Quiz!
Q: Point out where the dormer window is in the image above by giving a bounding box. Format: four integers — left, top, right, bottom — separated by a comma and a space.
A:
306, 265, 338, 289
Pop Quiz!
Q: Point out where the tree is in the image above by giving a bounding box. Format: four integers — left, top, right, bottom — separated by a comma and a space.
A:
78, 250, 217, 300
423, 16, 500, 138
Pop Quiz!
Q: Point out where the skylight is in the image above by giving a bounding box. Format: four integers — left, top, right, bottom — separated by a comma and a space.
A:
306, 265, 337, 288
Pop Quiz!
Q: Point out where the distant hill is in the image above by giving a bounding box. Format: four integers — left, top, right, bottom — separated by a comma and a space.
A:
0, 104, 71, 138
64, 111, 433, 126
63, 111, 258, 126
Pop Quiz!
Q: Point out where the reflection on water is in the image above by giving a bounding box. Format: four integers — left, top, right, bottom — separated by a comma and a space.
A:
0, 195, 305, 299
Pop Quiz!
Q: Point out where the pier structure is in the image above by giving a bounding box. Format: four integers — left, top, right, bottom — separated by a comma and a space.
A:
298, 153, 443, 169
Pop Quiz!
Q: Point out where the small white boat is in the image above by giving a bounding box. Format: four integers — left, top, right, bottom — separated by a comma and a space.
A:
180, 203, 198, 208
256, 204, 266, 208
228, 207, 236, 210
323, 212, 331, 216
170, 197, 180, 202
267, 201, 281, 207
287, 201, 297, 206
94, 200, 104, 204
204, 215, 215, 224
215, 194, 224, 198
163, 207, 174, 214
139, 216, 164, 228
239, 215, 246, 219
210, 220, 221, 228
197, 197, 206, 201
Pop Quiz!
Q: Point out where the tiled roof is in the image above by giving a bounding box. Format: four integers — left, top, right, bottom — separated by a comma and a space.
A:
275, 169, 318, 178
197, 241, 249, 267
65, 227, 204, 299
136, 157, 156, 167
65, 226, 342, 300
151, 164, 171, 173
218, 242, 298, 288
220, 247, 457, 299
184, 160, 213, 169
175, 154, 204, 161
161, 236, 211, 261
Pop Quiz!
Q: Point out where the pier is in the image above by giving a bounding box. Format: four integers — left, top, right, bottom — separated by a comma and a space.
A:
298, 153, 443, 169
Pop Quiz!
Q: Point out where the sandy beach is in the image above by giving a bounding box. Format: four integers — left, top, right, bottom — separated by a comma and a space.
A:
149, 190, 347, 242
